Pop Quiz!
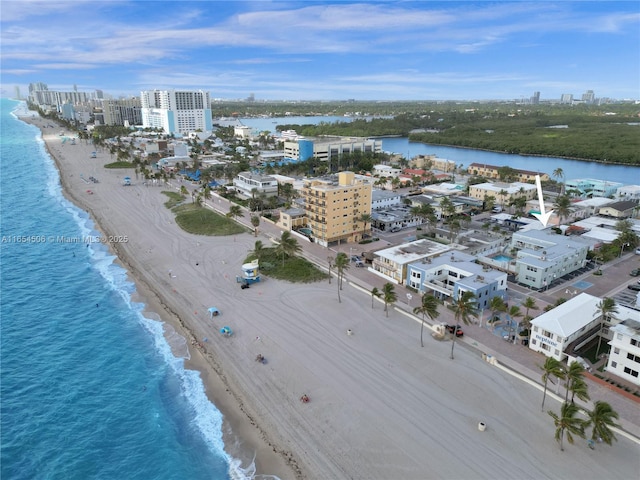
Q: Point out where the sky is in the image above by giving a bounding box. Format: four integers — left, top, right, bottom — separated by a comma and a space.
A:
1, 1, 639, 101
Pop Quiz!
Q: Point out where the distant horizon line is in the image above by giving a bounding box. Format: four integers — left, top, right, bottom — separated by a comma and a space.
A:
4, 95, 639, 104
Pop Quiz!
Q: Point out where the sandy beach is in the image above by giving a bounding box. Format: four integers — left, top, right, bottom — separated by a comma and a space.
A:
21, 113, 639, 479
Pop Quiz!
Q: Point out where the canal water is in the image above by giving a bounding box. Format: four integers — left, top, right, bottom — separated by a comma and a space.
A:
232, 116, 639, 185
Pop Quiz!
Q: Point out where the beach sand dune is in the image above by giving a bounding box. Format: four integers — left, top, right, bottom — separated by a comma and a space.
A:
28, 116, 639, 480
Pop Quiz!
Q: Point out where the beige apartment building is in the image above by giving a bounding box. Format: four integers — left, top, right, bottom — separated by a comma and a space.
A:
468, 182, 537, 207
468, 163, 549, 183
302, 172, 372, 247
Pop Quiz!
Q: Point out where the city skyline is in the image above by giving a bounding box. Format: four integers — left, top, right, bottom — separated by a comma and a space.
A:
1, 1, 639, 101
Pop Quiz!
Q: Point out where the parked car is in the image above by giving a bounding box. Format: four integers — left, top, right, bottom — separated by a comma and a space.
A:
445, 324, 464, 337
627, 283, 640, 292
351, 255, 365, 267
630, 269, 640, 277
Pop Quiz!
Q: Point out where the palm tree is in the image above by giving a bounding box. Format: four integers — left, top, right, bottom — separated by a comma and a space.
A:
250, 215, 260, 237
448, 219, 461, 244
411, 204, 437, 232
594, 297, 618, 357
540, 357, 565, 411
522, 297, 538, 329
276, 231, 302, 266
569, 376, 590, 405
202, 184, 212, 202
327, 255, 334, 284
358, 213, 372, 241
413, 294, 440, 347
553, 168, 565, 194
483, 194, 496, 212
450, 291, 478, 359
333, 253, 350, 302
548, 402, 587, 451
563, 362, 586, 404
587, 401, 620, 446
180, 185, 188, 196
507, 305, 523, 342
371, 287, 380, 309
498, 189, 508, 209
226, 205, 243, 220
553, 195, 573, 225
381, 282, 397, 317
488, 296, 506, 326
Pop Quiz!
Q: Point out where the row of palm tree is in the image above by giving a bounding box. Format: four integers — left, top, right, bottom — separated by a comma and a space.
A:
541, 357, 621, 451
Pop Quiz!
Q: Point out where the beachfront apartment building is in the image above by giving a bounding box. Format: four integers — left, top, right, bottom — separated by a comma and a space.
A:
370, 239, 451, 284
511, 229, 595, 290
529, 293, 602, 362
565, 178, 623, 198
283, 137, 382, 163
467, 163, 549, 183
468, 182, 537, 209
606, 319, 640, 386
406, 251, 507, 309
141, 89, 212, 135
302, 171, 372, 247
233, 172, 278, 198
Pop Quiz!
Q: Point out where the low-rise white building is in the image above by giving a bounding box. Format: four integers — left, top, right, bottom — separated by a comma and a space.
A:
373, 164, 402, 177
511, 229, 595, 289
233, 172, 278, 198
606, 318, 640, 386
371, 239, 451, 284
406, 251, 507, 309
529, 293, 602, 361
468, 182, 537, 206
234, 125, 253, 139
616, 184, 640, 200
372, 189, 402, 210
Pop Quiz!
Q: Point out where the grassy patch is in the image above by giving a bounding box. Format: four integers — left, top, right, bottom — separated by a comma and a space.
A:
104, 161, 135, 169
246, 248, 327, 283
173, 204, 246, 236
161, 191, 185, 209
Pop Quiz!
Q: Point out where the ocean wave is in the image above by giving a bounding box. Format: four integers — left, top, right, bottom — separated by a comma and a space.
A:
37, 142, 260, 480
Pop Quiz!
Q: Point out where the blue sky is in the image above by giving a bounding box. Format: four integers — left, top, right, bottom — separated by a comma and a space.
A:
1, 1, 639, 101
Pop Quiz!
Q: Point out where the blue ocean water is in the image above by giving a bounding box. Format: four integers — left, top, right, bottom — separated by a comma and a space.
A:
0, 99, 252, 480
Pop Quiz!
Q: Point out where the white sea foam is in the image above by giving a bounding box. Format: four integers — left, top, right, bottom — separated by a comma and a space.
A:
37, 133, 265, 480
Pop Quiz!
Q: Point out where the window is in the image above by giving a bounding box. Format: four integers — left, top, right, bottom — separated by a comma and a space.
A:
614, 347, 620, 354
542, 330, 552, 338
623, 367, 639, 378
627, 353, 640, 364
631, 339, 638, 347
611, 361, 617, 368
531, 339, 536, 345
617, 333, 623, 340
541, 343, 550, 351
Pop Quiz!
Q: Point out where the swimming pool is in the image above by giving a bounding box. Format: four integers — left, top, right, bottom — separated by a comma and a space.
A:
492, 254, 513, 262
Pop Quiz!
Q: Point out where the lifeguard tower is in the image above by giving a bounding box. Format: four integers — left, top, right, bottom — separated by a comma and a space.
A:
236, 259, 260, 285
